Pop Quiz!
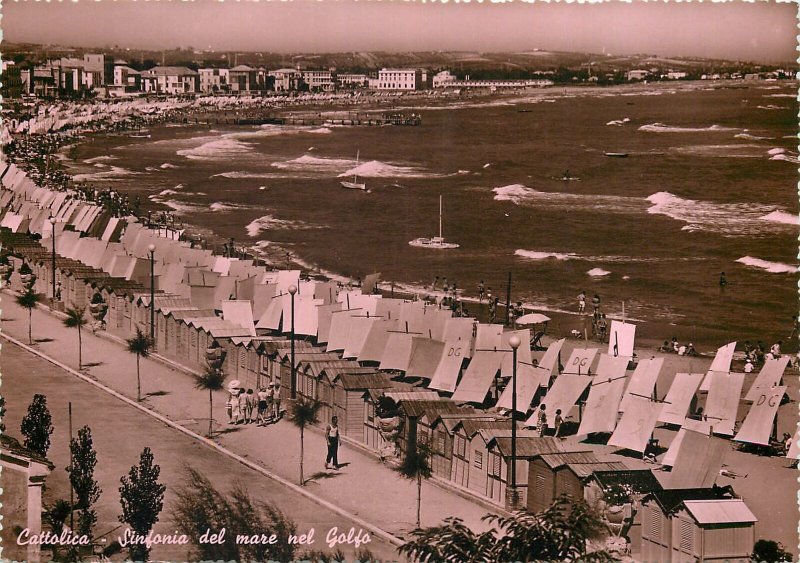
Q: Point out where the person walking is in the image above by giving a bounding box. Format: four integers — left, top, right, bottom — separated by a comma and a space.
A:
245, 389, 256, 423
598, 314, 608, 344
257, 386, 269, 425
592, 293, 601, 314
577, 290, 586, 314
537, 404, 548, 437
272, 382, 282, 420
325, 416, 341, 470
230, 389, 242, 425
226, 393, 233, 423
554, 409, 564, 438
478, 280, 486, 303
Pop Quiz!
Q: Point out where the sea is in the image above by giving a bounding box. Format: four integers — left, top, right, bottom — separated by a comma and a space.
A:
62, 82, 799, 347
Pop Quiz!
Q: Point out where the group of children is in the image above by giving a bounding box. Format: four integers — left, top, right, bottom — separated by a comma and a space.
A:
226, 383, 282, 425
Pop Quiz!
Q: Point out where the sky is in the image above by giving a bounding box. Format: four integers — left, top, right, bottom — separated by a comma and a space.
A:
3, 0, 797, 63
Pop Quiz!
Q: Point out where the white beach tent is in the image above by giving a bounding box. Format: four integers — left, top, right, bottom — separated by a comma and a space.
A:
699, 342, 736, 392
495, 364, 549, 413
357, 318, 400, 363
607, 394, 662, 453
326, 308, 364, 351
276, 270, 301, 294
316, 302, 343, 344
667, 429, 729, 489
500, 329, 532, 377
451, 350, 504, 404
538, 338, 566, 380
786, 428, 800, 461
744, 356, 789, 401
379, 330, 416, 372
221, 300, 257, 337
607, 320, 636, 359
342, 314, 380, 359
658, 372, 704, 426
562, 347, 599, 375
428, 339, 470, 393
704, 371, 745, 435
475, 323, 503, 351
256, 291, 287, 331
375, 297, 404, 321
662, 418, 713, 467
733, 386, 786, 446
576, 355, 629, 436
442, 317, 475, 357
619, 357, 664, 412
406, 337, 446, 380
525, 374, 592, 428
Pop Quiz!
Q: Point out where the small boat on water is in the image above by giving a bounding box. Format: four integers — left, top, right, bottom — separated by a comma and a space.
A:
340, 150, 367, 191
409, 195, 460, 249
604, 152, 629, 158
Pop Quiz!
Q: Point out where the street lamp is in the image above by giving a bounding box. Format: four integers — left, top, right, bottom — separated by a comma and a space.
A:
148, 243, 156, 343
288, 284, 297, 400
508, 334, 521, 510
49, 217, 56, 301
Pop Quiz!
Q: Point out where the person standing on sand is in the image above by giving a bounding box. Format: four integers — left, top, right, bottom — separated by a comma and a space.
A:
554, 409, 564, 438
592, 294, 601, 314
432, 276, 439, 291
578, 291, 586, 314
478, 280, 486, 303
719, 272, 727, 291
537, 404, 548, 437
325, 416, 341, 469
230, 389, 242, 425
257, 387, 269, 425
272, 383, 282, 420
245, 389, 256, 423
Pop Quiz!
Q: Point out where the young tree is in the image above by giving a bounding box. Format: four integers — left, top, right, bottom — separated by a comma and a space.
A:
63, 307, 88, 370
119, 447, 166, 562
400, 495, 613, 563
126, 328, 153, 402
66, 426, 102, 540
0, 395, 6, 434
288, 398, 321, 486
172, 467, 297, 562
20, 394, 54, 458
393, 441, 433, 529
16, 288, 39, 345
194, 365, 226, 437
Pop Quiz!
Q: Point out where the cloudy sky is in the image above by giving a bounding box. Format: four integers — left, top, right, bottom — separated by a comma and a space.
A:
4, 1, 796, 62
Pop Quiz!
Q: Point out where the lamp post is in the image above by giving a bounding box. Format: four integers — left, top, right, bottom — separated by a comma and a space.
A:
508, 335, 521, 510
49, 217, 56, 301
148, 243, 155, 343
288, 284, 297, 400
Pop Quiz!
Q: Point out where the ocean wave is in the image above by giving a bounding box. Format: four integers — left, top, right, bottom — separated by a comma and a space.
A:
233, 124, 334, 140
177, 138, 253, 160
514, 249, 685, 264
212, 171, 280, 179
492, 184, 642, 213
669, 143, 764, 158
150, 198, 204, 214
587, 268, 611, 277
72, 166, 141, 182
638, 122, 739, 133
209, 202, 255, 212
339, 160, 439, 179
246, 214, 317, 237
160, 162, 178, 169
764, 93, 796, 98
606, 118, 630, 126
158, 189, 180, 196
757, 105, 786, 110
83, 155, 118, 164
769, 153, 800, 164
734, 133, 771, 141
515, 250, 577, 261
272, 154, 355, 173
735, 256, 796, 274
760, 210, 798, 225
646, 191, 796, 237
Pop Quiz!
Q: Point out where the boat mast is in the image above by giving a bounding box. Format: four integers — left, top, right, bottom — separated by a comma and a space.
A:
354, 150, 359, 183
439, 195, 443, 239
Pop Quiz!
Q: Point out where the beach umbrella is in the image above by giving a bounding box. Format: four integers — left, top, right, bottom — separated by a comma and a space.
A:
516, 313, 551, 325
227, 379, 241, 391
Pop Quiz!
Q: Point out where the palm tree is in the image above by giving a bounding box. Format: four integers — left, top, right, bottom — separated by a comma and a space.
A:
194, 365, 226, 437
394, 441, 433, 529
15, 289, 39, 345
63, 307, 87, 370
126, 328, 153, 402
288, 398, 321, 486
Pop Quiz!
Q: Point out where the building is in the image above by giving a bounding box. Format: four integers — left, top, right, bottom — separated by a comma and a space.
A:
376, 68, 427, 91
1, 61, 25, 98
627, 69, 650, 81
269, 68, 303, 92
303, 69, 336, 92
337, 73, 368, 88
112, 65, 142, 94
432, 70, 457, 88
0, 435, 54, 563
199, 68, 230, 93
640, 487, 756, 563
140, 66, 199, 95
228, 65, 258, 93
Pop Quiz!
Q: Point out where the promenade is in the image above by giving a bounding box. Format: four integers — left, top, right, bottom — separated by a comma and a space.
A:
1, 293, 492, 554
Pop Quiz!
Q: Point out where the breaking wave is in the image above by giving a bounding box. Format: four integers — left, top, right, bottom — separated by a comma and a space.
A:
339, 160, 440, 178
273, 154, 355, 174
587, 268, 611, 277
246, 214, 318, 237
73, 166, 141, 182
734, 133, 771, 141
160, 162, 178, 169
638, 123, 739, 133
606, 118, 630, 126
492, 184, 642, 213
83, 155, 118, 164
760, 210, 798, 225
209, 202, 255, 212
735, 256, 796, 274
515, 250, 577, 261
177, 138, 254, 160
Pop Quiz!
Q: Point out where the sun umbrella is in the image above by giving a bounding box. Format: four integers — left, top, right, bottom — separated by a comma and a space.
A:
228, 379, 241, 391
516, 313, 551, 325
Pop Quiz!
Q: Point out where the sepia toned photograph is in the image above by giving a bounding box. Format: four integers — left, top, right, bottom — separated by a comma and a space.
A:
0, 1, 797, 561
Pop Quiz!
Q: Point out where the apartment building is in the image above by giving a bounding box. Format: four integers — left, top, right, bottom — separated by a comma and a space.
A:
140, 66, 199, 94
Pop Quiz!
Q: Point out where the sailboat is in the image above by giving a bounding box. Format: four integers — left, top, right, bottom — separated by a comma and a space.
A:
340, 150, 367, 191
409, 195, 460, 249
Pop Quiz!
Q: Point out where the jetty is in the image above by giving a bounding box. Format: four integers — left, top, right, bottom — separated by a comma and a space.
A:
172, 112, 422, 127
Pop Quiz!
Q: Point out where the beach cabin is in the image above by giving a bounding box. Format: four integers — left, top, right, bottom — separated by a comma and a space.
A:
584, 469, 663, 554
323, 367, 392, 435
450, 419, 514, 493
526, 451, 626, 514
640, 487, 756, 563
485, 435, 571, 509
428, 413, 503, 481
395, 399, 462, 454
361, 390, 440, 451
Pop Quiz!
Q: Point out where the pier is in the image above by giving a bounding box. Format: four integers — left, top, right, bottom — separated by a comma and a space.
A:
173, 112, 422, 127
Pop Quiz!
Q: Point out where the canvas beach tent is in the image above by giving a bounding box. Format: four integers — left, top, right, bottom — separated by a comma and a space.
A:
525, 374, 592, 428
326, 307, 364, 351
607, 394, 663, 453
704, 371, 745, 436
699, 342, 736, 392
442, 317, 475, 358
607, 320, 636, 359
576, 355, 629, 436
342, 314, 381, 359
379, 330, 417, 372
495, 364, 549, 414
475, 323, 504, 352
562, 347, 599, 375
357, 318, 399, 363
538, 338, 565, 380
406, 337, 446, 380
500, 329, 532, 377
315, 302, 343, 344
744, 356, 789, 401
428, 339, 470, 393
658, 372, 705, 426
666, 429, 729, 489
619, 357, 664, 412
733, 386, 786, 446
786, 428, 800, 461
451, 350, 505, 404
662, 418, 713, 467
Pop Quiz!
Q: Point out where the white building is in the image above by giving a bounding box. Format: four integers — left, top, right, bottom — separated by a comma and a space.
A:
140, 66, 199, 95
375, 68, 427, 91
337, 73, 368, 88
627, 69, 650, 81
433, 70, 457, 88
303, 69, 335, 92
199, 68, 230, 93
269, 68, 303, 92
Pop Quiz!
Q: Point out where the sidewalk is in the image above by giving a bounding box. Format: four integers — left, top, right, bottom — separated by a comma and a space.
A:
1, 292, 494, 539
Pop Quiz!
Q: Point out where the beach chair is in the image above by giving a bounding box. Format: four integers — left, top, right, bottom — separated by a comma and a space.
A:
530, 330, 546, 351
